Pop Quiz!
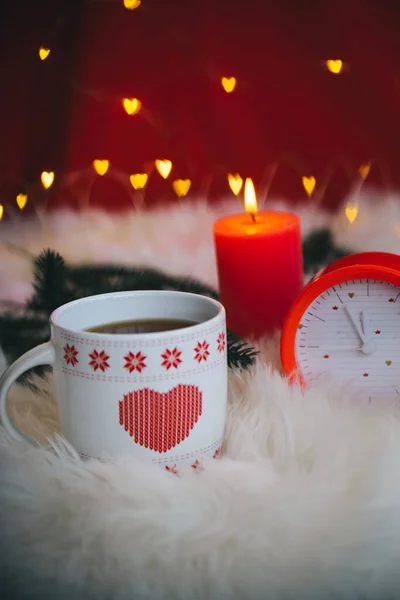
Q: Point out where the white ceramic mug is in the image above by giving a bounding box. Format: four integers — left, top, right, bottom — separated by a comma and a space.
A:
0, 291, 227, 471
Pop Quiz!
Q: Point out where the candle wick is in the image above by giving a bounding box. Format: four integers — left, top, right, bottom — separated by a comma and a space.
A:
250, 213, 256, 223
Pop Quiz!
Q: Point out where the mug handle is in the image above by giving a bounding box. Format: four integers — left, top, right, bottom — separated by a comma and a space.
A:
0, 342, 55, 443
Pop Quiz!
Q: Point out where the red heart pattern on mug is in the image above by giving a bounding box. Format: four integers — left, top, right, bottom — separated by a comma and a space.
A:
118, 384, 202, 452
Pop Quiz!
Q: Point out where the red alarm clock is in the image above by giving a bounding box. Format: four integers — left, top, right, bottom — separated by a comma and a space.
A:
281, 252, 400, 400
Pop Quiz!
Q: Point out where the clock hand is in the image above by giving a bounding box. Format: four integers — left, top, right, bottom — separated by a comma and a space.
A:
344, 305, 366, 342
361, 310, 373, 340
344, 305, 376, 355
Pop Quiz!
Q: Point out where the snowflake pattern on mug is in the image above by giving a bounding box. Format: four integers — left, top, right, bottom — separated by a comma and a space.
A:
88, 349, 110, 372
213, 446, 221, 458
191, 458, 204, 472
161, 347, 182, 370
61, 326, 225, 377
123, 350, 147, 373
217, 332, 226, 353
63, 344, 79, 367
165, 464, 178, 475
194, 340, 210, 363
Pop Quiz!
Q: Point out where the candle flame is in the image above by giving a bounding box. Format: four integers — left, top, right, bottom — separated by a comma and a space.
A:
244, 178, 257, 217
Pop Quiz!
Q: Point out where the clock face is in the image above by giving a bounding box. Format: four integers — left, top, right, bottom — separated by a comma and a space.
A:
294, 278, 400, 400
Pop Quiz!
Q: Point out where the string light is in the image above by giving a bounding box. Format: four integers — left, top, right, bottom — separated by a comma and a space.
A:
345, 203, 358, 223
302, 175, 316, 197
227, 173, 243, 196
173, 179, 191, 198
155, 159, 172, 179
38, 47, 50, 60
1, 0, 384, 218
359, 163, 371, 180
326, 59, 343, 74
0, 205, 3, 220
93, 160, 110, 176
122, 98, 141, 115
41, 171, 54, 189
221, 77, 236, 93
123, 0, 141, 9
16, 193, 27, 210
1, 157, 377, 217
129, 173, 148, 189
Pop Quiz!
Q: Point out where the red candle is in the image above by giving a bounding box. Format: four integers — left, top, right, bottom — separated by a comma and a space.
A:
213, 179, 303, 339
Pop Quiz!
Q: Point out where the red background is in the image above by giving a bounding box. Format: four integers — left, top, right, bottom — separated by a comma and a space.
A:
1, 0, 400, 216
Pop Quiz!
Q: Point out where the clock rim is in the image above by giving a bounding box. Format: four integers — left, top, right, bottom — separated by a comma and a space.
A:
314, 251, 400, 280
280, 260, 400, 381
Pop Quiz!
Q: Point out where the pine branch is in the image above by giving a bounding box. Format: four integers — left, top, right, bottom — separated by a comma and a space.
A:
29, 249, 72, 314
163, 274, 219, 300
0, 313, 49, 360
0, 312, 50, 386
226, 329, 259, 369
68, 265, 219, 300
302, 229, 350, 274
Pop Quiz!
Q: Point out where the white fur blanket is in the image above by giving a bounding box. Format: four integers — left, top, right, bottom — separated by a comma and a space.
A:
1, 191, 400, 600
